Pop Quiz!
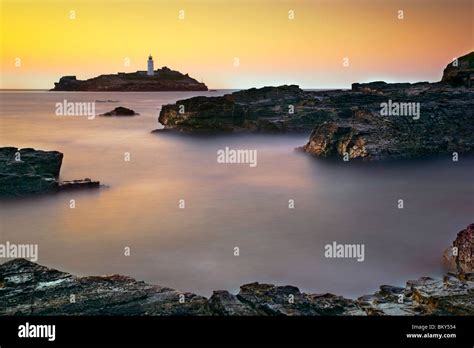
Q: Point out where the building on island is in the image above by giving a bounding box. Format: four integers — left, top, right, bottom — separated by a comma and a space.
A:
147, 55, 154, 76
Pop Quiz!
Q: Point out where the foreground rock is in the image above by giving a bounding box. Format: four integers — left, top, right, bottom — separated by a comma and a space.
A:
0, 147, 62, 197
100, 106, 139, 116
51, 67, 207, 92
0, 147, 100, 198
209, 283, 365, 316
1, 224, 472, 315
158, 52, 474, 160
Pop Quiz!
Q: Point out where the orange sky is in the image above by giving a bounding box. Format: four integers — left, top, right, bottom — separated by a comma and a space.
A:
0, 0, 472, 89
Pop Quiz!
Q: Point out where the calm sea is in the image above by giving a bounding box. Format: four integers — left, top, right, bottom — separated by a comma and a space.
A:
0, 91, 472, 298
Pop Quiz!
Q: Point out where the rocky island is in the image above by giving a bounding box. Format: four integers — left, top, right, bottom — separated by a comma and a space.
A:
51, 66, 207, 92
1, 224, 472, 316
157, 52, 474, 161
0, 147, 100, 198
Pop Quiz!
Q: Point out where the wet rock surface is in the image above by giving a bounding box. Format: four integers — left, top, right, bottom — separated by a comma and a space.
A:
0, 147, 100, 198
302, 83, 474, 160
443, 224, 474, 275
158, 85, 329, 133
453, 224, 474, 275
0, 259, 210, 315
1, 224, 472, 316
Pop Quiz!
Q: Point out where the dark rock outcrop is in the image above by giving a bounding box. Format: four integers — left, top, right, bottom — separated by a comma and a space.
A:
52, 76, 81, 91
357, 275, 474, 315
0, 147, 100, 197
313, 55, 474, 160
212, 283, 365, 316
59, 178, 100, 191
51, 67, 207, 92
444, 224, 474, 275
441, 51, 474, 88
303, 123, 371, 160
0, 147, 62, 197
1, 224, 472, 316
351, 81, 431, 93
0, 259, 210, 316
100, 106, 139, 116
302, 83, 474, 160
452, 224, 474, 275
157, 53, 474, 161
158, 85, 330, 133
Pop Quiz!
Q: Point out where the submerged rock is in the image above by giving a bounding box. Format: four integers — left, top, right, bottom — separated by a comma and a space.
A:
1, 224, 472, 316
0, 147, 100, 197
100, 106, 139, 116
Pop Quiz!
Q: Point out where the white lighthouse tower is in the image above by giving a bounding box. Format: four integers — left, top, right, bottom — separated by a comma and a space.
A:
147, 55, 154, 76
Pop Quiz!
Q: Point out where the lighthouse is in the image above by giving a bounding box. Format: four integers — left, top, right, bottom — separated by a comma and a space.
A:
147, 55, 154, 76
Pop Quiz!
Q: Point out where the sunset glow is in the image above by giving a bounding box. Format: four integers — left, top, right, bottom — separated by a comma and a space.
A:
1, 0, 473, 89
